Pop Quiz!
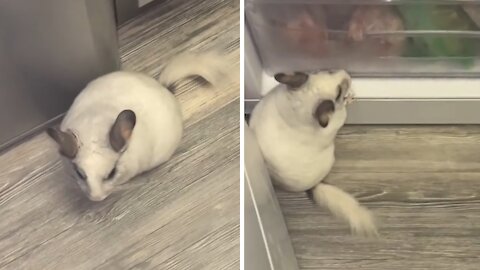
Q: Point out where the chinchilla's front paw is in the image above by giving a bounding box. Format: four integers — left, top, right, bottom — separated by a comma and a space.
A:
345, 89, 355, 105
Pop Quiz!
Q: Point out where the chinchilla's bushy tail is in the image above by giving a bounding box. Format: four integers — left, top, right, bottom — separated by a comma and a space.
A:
158, 52, 228, 91
311, 182, 378, 237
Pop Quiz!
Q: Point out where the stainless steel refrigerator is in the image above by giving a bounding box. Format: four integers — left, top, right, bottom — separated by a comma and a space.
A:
0, 0, 120, 150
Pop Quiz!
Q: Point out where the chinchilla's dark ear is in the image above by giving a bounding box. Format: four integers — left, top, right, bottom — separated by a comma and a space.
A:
314, 100, 335, 128
274, 72, 308, 89
109, 110, 136, 152
46, 127, 78, 158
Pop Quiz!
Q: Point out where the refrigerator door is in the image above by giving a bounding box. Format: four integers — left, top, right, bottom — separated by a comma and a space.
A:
245, 122, 299, 270
0, 0, 120, 151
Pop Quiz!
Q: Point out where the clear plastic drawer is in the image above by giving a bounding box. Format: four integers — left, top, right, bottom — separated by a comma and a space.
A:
246, 0, 480, 77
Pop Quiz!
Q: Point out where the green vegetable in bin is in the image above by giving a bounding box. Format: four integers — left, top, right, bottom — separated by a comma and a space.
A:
397, 5, 477, 66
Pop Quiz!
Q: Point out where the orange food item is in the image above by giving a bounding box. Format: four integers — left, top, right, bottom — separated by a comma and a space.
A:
348, 6, 405, 56
282, 9, 329, 56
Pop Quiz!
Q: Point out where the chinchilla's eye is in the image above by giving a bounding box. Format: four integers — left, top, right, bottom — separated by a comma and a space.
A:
73, 163, 86, 180
106, 167, 117, 180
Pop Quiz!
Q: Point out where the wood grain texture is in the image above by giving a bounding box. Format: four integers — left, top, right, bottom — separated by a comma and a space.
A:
276, 125, 480, 270
0, 0, 239, 269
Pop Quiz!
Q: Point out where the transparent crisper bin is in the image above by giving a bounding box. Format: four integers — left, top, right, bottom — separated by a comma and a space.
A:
246, 0, 480, 77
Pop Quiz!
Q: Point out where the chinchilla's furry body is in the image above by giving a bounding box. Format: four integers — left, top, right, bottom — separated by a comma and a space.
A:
250, 70, 377, 236
47, 52, 227, 201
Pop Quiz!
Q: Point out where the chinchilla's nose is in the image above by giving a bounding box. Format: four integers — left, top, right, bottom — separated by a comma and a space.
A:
86, 185, 108, 201
337, 69, 351, 80
88, 193, 108, 201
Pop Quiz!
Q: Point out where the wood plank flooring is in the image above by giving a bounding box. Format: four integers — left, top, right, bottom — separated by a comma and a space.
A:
276, 125, 480, 270
0, 0, 239, 269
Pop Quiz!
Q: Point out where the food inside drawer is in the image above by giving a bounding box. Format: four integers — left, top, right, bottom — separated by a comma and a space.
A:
246, 1, 480, 77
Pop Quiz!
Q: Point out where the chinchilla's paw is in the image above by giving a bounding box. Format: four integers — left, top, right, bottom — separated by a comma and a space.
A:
345, 90, 355, 105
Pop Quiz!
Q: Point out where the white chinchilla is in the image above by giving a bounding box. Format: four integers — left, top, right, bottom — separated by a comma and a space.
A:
249, 70, 377, 236
47, 52, 227, 201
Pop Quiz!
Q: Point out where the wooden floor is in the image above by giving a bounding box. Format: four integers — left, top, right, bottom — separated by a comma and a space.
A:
0, 1, 239, 269
276, 125, 480, 270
